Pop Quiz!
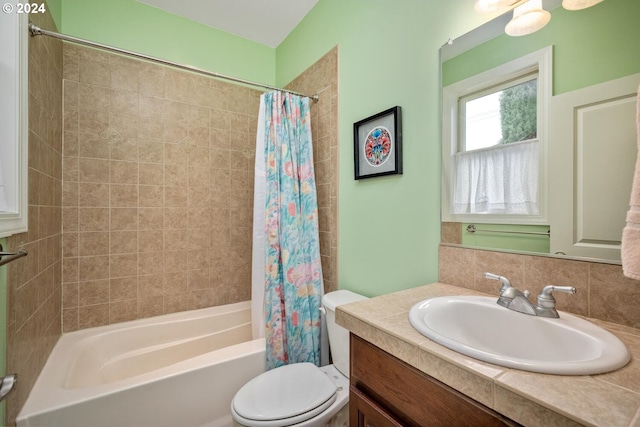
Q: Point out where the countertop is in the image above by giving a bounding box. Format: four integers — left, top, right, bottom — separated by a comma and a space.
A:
335, 283, 640, 427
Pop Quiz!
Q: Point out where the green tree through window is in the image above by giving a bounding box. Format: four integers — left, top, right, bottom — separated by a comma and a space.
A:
499, 79, 537, 144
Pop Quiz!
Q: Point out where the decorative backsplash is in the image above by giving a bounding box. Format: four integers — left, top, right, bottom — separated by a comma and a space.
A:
439, 244, 640, 329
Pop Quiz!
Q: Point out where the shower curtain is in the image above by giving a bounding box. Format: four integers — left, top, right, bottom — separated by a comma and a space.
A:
251, 91, 324, 370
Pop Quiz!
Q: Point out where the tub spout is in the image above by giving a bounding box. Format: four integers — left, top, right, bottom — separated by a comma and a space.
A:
0, 374, 17, 402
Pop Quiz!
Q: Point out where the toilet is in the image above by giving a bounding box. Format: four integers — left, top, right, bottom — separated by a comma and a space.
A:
230, 290, 368, 427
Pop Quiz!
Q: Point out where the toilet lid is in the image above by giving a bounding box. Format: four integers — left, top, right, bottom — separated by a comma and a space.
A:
232, 362, 337, 423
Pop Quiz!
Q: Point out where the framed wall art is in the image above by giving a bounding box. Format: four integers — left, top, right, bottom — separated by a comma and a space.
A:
353, 106, 402, 180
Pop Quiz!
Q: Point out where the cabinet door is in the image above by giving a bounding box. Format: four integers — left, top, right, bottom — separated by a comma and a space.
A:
350, 334, 521, 427
350, 386, 404, 427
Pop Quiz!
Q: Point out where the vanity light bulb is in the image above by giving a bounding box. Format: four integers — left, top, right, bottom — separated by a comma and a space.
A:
562, 0, 604, 10
474, 0, 513, 13
505, 0, 551, 36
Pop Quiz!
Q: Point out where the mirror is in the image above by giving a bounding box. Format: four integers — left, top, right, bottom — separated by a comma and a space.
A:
440, 0, 640, 263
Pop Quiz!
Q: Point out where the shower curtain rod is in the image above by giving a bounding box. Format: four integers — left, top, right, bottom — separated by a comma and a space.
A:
28, 22, 319, 103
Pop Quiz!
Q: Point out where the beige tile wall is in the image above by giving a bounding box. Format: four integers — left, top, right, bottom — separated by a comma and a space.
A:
5, 34, 337, 424
439, 244, 640, 329
61, 44, 340, 331
61, 44, 263, 331
286, 47, 339, 294
441, 222, 462, 245
5, 8, 63, 426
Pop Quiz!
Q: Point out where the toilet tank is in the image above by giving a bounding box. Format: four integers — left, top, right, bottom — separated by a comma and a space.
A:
322, 290, 368, 378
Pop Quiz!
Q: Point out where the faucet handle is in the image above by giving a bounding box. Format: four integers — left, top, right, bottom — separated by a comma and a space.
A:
483, 272, 512, 293
484, 272, 501, 281
537, 285, 576, 308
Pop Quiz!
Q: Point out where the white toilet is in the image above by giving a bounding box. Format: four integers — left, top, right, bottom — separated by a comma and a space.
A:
230, 290, 367, 427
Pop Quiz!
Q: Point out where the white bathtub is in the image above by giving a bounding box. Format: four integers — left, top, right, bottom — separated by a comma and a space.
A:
16, 301, 266, 427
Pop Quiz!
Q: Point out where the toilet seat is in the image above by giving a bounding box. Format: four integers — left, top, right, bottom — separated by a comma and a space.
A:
231, 362, 338, 427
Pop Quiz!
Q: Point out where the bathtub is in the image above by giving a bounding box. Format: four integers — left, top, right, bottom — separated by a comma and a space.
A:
16, 301, 266, 427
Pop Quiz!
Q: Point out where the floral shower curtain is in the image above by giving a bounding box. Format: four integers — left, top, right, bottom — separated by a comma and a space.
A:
257, 91, 324, 370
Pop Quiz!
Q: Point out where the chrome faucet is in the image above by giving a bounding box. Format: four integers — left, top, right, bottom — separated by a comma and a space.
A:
483, 272, 512, 294
535, 285, 577, 318
484, 272, 576, 318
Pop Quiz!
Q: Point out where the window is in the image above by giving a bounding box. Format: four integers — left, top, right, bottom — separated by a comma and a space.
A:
0, 12, 28, 237
441, 46, 551, 224
461, 74, 537, 152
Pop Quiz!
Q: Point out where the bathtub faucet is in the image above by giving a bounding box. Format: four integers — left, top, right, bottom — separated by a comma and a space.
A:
0, 374, 17, 402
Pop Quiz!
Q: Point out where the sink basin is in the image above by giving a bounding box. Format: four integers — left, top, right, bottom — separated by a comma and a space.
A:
408, 296, 630, 375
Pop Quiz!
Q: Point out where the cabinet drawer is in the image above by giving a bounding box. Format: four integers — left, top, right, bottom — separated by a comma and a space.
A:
350, 334, 520, 427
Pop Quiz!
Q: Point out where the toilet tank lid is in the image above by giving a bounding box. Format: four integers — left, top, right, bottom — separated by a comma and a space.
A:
322, 290, 368, 311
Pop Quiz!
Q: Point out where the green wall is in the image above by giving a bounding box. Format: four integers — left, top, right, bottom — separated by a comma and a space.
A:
46, 0, 62, 29
57, 0, 489, 298
59, 0, 276, 84
64, 0, 620, 298
276, 1, 488, 297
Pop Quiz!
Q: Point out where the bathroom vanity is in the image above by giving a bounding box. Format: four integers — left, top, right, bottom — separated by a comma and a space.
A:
350, 334, 519, 426
337, 283, 640, 427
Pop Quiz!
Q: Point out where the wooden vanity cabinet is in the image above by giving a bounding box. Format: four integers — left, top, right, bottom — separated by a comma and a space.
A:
349, 334, 521, 427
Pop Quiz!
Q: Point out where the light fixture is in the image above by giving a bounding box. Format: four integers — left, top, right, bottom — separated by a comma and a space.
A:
474, 0, 513, 13
561, 0, 604, 10
504, 0, 551, 36
474, 0, 605, 37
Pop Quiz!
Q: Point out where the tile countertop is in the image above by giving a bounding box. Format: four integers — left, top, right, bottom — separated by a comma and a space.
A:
335, 283, 640, 427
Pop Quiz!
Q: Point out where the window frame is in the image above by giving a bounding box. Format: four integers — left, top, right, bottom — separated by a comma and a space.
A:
0, 12, 29, 237
459, 71, 538, 152
441, 46, 552, 225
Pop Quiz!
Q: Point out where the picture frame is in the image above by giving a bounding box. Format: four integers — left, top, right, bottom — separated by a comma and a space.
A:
353, 106, 402, 180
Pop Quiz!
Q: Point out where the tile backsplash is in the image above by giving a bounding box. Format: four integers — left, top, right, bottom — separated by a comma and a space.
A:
439, 244, 640, 329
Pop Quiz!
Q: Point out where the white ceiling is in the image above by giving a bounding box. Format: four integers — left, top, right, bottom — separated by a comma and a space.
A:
137, 0, 319, 48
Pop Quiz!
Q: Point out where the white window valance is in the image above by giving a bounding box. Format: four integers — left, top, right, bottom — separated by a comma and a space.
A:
453, 140, 539, 215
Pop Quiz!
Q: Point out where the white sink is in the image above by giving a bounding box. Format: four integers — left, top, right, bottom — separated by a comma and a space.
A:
408, 295, 630, 375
